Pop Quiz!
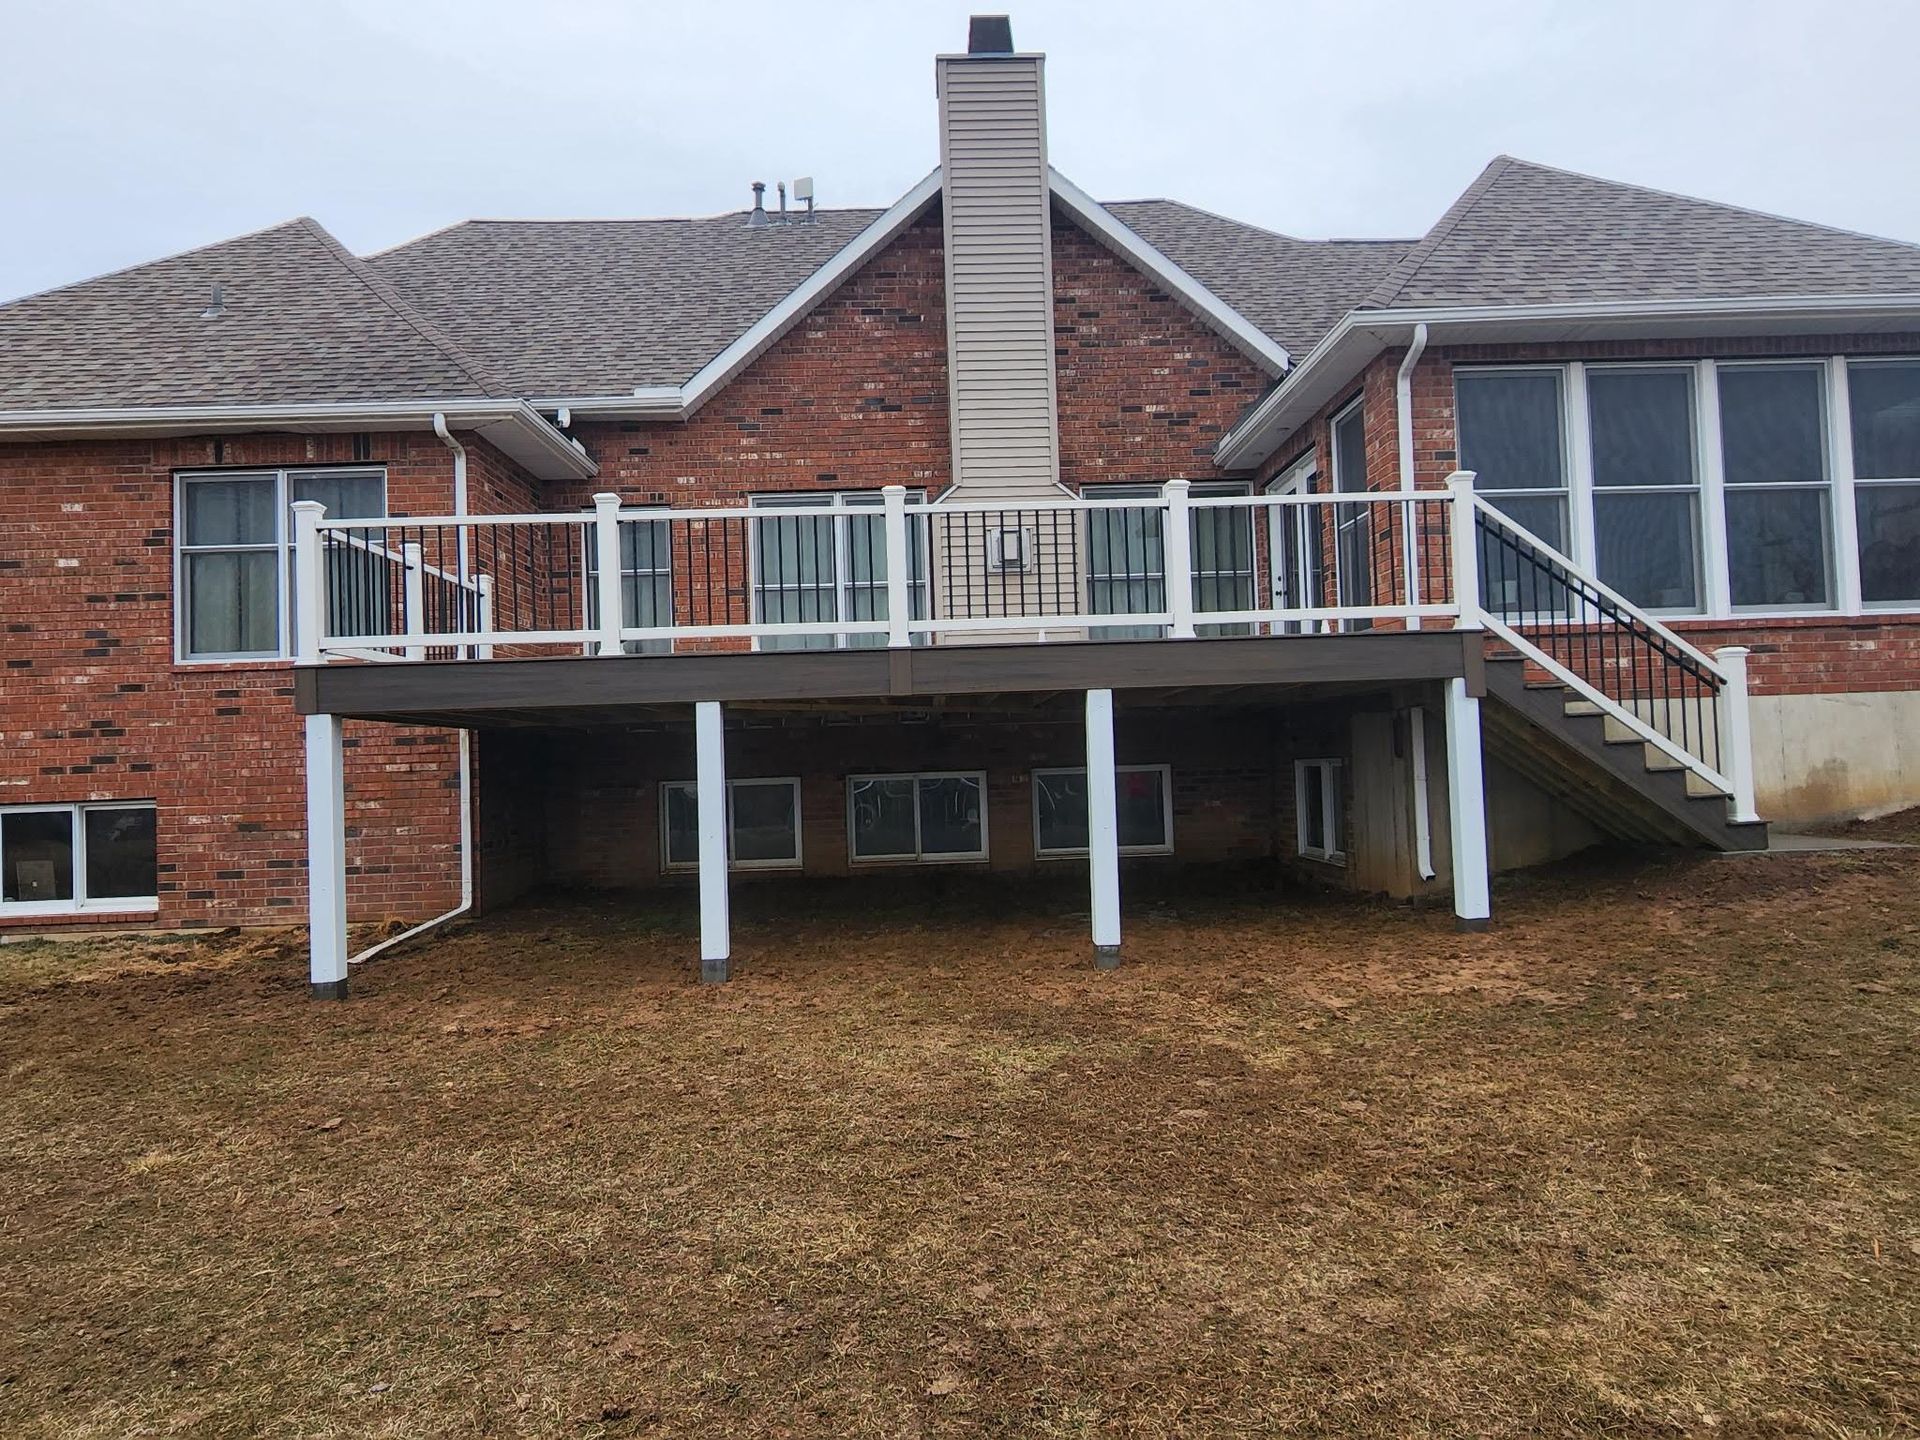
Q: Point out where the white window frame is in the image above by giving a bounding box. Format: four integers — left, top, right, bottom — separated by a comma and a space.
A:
746, 490, 928, 651
1031, 764, 1174, 857
583, 507, 675, 655
846, 771, 989, 864
1452, 357, 1920, 621
1584, 362, 1707, 617
0, 801, 159, 916
1294, 758, 1345, 865
659, 778, 803, 872
1084, 480, 1255, 636
173, 466, 388, 663
1713, 358, 1840, 615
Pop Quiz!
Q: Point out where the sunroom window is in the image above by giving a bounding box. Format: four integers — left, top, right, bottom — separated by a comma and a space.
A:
1587, 368, 1702, 611
1718, 364, 1833, 610
1848, 360, 1920, 606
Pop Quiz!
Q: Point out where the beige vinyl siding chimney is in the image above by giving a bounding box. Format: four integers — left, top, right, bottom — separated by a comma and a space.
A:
936, 23, 1060, 503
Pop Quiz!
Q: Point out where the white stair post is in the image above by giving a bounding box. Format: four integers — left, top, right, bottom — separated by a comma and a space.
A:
1714, 646, 1760, 824
882, 483, 912, 648
593, 491, 625, 657
1086, 688, 1122, 968
1444, 677, 1491, 931
695, 700, 731, 983
290, 500, 326, 664
402, 542, 427, 661
305, 712, 349, 999
1162, 479, 1196, 639
1446, 471, 1482, 628
474, 574, 495, 661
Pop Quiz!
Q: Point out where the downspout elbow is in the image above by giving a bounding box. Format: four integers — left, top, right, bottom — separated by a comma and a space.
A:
1395, 323, 1429, 493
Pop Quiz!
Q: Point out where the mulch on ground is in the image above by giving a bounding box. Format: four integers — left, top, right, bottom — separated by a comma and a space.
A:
1, 842, 1915, 1438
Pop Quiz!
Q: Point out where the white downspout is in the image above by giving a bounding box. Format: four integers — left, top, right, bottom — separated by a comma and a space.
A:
1396, 326, 1437, 882
350, 415, 476, 967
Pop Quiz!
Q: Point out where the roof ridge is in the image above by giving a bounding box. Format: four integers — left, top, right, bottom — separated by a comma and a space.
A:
1494, 154, 1920, 255
0, 216, 314, 313
1363, 155, 1517, 309
367, 207, 893, 257
294, 218, 506, 398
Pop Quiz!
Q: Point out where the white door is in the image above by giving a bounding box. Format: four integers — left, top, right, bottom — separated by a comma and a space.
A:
1265, 455, 1320, 634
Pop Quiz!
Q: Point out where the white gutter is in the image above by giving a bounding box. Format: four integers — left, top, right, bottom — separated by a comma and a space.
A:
352, 413, 478, 970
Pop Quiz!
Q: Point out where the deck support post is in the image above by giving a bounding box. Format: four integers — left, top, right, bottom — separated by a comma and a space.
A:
1085, 687, 1122, 967
305, 712, 349, 999
695, 699, 731, 983
1444, 677, 1492, 931
1714, 646, 1760, 824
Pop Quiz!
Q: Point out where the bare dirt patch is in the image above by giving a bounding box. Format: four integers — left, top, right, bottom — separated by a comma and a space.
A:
1, 844, 1916, 1437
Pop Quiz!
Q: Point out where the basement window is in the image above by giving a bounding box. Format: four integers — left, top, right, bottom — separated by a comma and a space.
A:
0, 802, 158, 915
847, 773, 987, 862
661, 779, 802, 871
1032, 766, 1174, 856
1294, 759, 1345, 865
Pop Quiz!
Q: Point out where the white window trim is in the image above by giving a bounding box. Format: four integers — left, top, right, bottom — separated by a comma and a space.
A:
1584, 362, 1707, 617
1031, 764, 1175, 858
660, 778, 803, 872
0, 801, 159, 916
1294, 758, 1345, 866
745, 489, 928, 652
1454, 356, 1920, 622
1084, 479, 1255, 636
846, 770, 989, 864
173, 466, 388, 664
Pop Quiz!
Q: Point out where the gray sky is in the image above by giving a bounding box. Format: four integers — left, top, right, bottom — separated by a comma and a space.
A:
7, 0, 1920, 305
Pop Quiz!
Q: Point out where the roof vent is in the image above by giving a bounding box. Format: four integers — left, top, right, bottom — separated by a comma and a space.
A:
200, 282, 225, 320
746, 181, 769, 227
967, 14, 1014, 53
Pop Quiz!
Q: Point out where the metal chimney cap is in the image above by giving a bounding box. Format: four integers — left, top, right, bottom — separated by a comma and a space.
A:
967, 14, 1013, 54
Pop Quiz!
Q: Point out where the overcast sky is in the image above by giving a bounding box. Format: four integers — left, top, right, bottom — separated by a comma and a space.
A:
6, 0, 1920, 304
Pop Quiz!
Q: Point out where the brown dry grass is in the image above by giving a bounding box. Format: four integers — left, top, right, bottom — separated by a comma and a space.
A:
1, 842, 1916, 1438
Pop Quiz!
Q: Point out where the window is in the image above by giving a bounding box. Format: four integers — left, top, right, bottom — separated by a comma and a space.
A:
1588, 367, 1702, 611
1267, 453, 1328, 633
660, 779, 801, 870
1719, 364, 1833, 610
585, 513, 674, 654
749, 491, 928, 650
1848, 360, 1920, 606
1294, 760, 1344, 864
176, 468, 386, 660
1, 803, 157, 914
1329, 400, 1375, 623
1457, 369, 1569, 549
1086, 482, 1255, 637
847, 773, 987, 862
1032, 766, 1173, 856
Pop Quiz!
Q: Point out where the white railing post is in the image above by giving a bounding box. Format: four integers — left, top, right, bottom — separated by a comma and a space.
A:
1162, 479, 1196, 639
593, 491, 625, 657
475, 573, 495, 661
882, 483, 912, 648
1714, 646, 1760, 824
1446, 471, 1482, 630
402, 542, 426, 661
291, 500, 326, 664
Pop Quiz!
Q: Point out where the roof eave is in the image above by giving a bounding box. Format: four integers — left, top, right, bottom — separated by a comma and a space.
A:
1215, 293, 1920, 470
0, 399, 597, 481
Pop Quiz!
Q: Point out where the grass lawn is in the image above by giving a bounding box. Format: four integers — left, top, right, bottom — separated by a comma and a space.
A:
2, 833, 1916, 1437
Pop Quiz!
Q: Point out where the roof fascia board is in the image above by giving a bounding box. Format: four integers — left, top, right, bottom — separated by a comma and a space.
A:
0, 399, 597, 481
1216, 293, 1920, 469
1049, 170, 1291, 376
673, 168, 946, 416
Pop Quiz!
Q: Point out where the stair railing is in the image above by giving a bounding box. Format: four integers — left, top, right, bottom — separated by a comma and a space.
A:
1446, 473, 1758, 823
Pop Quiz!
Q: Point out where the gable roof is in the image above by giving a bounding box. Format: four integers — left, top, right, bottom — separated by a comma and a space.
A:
0, 218, 504, 409
1368, 156, 1920, 309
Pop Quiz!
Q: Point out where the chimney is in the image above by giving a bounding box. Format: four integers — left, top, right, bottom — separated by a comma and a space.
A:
937, 15, 1059, 499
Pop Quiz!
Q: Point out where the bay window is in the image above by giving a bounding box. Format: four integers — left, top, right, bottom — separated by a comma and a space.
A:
1848, 360, 1920, 606
1718, 364, 1833, 610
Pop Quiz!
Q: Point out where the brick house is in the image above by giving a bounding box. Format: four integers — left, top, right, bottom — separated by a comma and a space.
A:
3, 17, 1916, 994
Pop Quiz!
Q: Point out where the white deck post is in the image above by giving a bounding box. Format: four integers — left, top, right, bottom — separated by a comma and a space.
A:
1444, 677, 1491, 931
474, 573, 495, 661
291, 500, 326, 664
695, 700, 731, 983
882, 484, 913, 648
402, 542, 427, 661
1162, 479, 1196, 639
593, 491, 625, 657
305, 712, 349, 999
1714, 646, 1760, 824
1086, 687, 1122, 968
1446, 471, 1482, 627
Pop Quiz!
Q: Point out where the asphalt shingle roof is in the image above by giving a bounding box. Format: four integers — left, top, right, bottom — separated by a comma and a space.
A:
0, 218, 502, 408
368, 210, 888, 396
1369, 156, 1920, 308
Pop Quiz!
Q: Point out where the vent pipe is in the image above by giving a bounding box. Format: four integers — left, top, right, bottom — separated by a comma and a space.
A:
746, 181, 768, 227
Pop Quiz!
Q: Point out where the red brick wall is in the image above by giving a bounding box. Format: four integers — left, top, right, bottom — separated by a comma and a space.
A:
0, 429, 502, 931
